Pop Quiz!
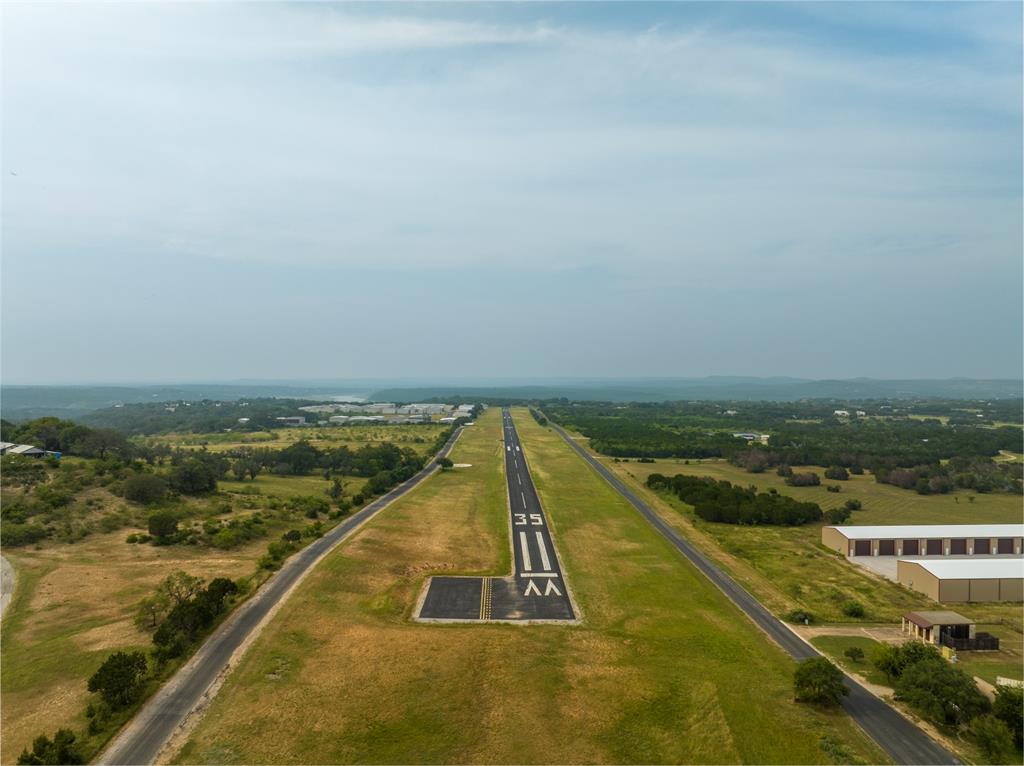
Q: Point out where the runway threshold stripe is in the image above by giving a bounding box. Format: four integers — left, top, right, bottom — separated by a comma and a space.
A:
535, 531, 552, 571
520, 573, 558, 578
519, 531, 533, 571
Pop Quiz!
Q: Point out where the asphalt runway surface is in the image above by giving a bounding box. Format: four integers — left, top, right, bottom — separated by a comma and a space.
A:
418, 409, 575, 622
98, 427, 465, 766
548, 420, 959, 766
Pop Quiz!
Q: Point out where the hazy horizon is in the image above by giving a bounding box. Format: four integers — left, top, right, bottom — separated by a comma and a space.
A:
3, 2, 1022, 383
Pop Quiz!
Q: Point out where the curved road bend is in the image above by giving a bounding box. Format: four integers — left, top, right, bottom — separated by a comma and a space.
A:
547, 422, 959, 766
99, 427, 465, 766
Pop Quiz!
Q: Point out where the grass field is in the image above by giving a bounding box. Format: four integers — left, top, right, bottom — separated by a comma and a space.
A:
218, 473, 368, 500
174, 409, 887, 765
809, 637, 890, 687
578, 451, 1021, 626
0, 535, 271, 764
147, 424, 447, 455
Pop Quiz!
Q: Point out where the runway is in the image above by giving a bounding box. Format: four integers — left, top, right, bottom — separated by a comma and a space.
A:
417, 408, 575, 622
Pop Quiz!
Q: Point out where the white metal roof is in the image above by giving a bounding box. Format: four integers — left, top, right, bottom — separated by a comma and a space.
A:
899, 557, 1024, 580
829, 524, 1024, 540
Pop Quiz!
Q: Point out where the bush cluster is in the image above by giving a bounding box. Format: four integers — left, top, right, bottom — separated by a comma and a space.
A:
647, 473, 822, 526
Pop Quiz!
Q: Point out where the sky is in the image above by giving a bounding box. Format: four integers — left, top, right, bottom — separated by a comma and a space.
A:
2, 1, 1021, 384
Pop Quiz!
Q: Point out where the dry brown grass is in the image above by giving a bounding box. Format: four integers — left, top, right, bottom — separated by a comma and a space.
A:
1, 533, 270, 764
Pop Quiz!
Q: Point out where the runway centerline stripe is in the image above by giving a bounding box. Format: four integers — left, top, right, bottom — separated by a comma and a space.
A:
519, 531, 533, 571
535, 531, 552, 571
521, 491, 527, 508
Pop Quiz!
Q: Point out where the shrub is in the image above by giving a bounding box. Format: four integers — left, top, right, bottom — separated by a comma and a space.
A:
1, 522, 48, 547
842, 601, 865, 618
843, 499, 862, 511
970, 715, 1015, 761
17, 729, 82, 765
147, 511, 179, 543
776, 464, 793, 477
122, 474, 168, 504
786, 472, 821, 487
87, 651, 148, 708
894, 658, 990, 726
826, 485, 841, 493
824, 466, 849, 481
992, 685, 1023, 750
168, 459, 218, 495
785, 610, 815, 625
825, 506, 852, 524
843, 646, 865, 663
794, 657, 848, 706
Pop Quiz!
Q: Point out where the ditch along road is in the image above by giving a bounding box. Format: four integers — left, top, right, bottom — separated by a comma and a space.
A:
547, 421, 960, 766
98, 426, 465, 766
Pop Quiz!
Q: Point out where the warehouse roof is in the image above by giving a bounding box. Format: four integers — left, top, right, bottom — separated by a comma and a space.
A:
828, 524, 1024, 540
899, 557, 1024, 580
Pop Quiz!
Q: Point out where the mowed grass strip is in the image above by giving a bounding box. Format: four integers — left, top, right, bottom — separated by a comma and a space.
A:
176, 408, 886, 764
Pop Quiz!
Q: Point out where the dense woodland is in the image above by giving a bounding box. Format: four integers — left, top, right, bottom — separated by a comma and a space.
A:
646, 473, 823, 525
544, 400, 1023, 494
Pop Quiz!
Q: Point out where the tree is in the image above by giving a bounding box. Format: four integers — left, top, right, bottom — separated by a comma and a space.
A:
824, 466, 849, 481
992, 685, 1023, 750
87, 651, 148, 707
160, 571, 204, 607
134, 592, 171, 631
147, 511, 179, 543
436, 457, 454, 470
17, 729, 82, 765
895, 658, 990, 726
825, 506, 852, 524
328, 478, 345, 503
122, 473, 167, 504
844, 646, 865, 663
970, 715, 1015, 761
168, 458, 218, 494
794, 657, 848, 706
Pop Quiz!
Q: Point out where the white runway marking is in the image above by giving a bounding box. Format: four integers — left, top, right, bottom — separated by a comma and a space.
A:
524, 580, 542, 596
520, 572, 559, 578
521, 491, 527, 508
535, 531, 552, 571
517, 474, 522, 485
519, 531, 532, 571
544, 580, 562, 596
506, 445, 510, 451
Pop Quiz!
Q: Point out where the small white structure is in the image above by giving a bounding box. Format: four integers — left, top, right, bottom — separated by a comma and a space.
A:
833, 410, 850, 417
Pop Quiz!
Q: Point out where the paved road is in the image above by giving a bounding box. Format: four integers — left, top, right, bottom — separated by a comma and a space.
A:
417, 409, 574, 621
1, 554, 15, 621
548, 421, 959, 766
99, 427, 465, 766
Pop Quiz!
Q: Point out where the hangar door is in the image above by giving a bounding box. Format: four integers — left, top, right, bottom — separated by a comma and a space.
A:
878, 540, 896, 555
926, 539, 943, 555
853, 540, 871, 556
903, 539, 920, 555
950, 539, 967, 555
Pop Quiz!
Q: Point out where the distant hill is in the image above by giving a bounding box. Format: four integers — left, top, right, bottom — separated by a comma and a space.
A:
3, 378, 1021, 421
370, 378, 1024, 403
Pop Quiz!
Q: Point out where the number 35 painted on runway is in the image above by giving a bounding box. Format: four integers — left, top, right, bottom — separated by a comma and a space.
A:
514, 513, 543, 526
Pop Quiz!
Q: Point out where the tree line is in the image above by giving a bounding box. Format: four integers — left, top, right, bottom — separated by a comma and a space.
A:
646, 473, 823, 526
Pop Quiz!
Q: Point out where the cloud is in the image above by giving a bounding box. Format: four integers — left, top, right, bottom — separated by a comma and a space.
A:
1, 2, 1020, 380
